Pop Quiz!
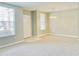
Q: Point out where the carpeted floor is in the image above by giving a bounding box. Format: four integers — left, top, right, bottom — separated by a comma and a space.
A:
0, 35, 79, 56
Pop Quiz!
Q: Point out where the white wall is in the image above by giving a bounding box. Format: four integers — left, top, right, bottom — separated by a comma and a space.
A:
49, 9, 79, 38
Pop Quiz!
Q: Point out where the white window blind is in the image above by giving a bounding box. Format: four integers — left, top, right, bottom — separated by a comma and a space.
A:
0, 6, 15, 37
40, 13, 46, 31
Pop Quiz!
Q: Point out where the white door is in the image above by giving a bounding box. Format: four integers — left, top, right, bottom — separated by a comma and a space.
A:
23, 15, 32, 38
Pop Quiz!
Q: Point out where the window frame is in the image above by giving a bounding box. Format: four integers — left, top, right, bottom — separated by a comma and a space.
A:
0, 3, 16, 38
39, 13, 46, 31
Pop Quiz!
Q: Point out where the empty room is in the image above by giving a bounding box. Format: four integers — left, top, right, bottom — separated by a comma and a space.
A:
0, 2, 79, 56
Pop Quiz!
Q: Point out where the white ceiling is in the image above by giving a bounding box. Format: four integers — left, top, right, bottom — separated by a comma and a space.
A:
7, 2, 79, 12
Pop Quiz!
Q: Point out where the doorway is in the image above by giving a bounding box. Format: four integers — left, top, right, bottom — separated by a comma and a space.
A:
23, 14, 32, 38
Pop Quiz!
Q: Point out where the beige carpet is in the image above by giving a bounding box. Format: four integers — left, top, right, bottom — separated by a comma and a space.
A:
0, 35, 79, 56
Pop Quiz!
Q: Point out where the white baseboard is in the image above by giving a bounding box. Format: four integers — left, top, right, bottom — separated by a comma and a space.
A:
0, 40, 24, 49
39, 33, 50, 37
53, 33, 79, 39
29, 33, 50, 41
1, 33, 78, 49
24, 34, 32, 38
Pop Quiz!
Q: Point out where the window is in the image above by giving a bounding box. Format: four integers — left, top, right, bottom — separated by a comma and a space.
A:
0, 6, 15, 37
40, 13, 46, 31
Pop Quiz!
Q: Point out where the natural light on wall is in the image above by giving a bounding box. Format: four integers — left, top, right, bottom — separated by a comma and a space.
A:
40, 13, 46, 31
0, 6, 15, 37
